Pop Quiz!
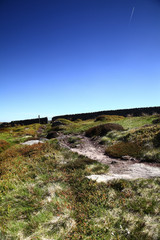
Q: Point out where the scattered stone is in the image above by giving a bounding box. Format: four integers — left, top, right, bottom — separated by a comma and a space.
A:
58, 133, 160, 182
21, 140, 44, 145
86, 174, 133, 183
111, 161, 117, 164
121, 155, 136, 161
22, 135, 32, 139
86, 164, 160, 183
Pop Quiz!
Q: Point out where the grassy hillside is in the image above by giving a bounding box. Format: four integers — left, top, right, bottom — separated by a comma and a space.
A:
0, 115, 160, 239
51, 114, 160, 162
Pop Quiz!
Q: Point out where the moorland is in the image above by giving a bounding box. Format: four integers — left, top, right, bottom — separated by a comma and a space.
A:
0, 113, 160, 239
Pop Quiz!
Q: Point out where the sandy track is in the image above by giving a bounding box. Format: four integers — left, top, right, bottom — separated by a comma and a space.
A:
58, 134, 160, 182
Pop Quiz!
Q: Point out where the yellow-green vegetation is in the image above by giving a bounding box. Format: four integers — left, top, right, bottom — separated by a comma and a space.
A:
54, 114, 159, 134
104, 124, 160, 162
95, 115, 125, 122
115, 115, 159, 129
51, 115, 160, 162
0, 124, 42, 145
85, 123, 124, 137
0, 118, 160, 239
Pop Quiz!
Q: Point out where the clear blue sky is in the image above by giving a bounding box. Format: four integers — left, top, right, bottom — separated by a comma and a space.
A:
0, 0, 160, 122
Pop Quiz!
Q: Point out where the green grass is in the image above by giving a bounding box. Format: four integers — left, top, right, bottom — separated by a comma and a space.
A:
0, 119, 160, 239
56, 115, 160, 135
59, 154, 160, 240
103, 125, 160, 161
115, 115, 159, 130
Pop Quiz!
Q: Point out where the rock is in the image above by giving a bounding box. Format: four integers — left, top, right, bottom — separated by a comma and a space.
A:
46, 131, 58, 139
111, 161, 117, 164
21, 140, 44, 145
121, 155, 136, 161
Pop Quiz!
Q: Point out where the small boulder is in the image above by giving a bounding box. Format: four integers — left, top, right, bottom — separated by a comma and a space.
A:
111, 161, 117, 164
121, 155, 136, 161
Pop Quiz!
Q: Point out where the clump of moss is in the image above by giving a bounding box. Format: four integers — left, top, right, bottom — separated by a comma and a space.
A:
105, 141, 143, 158
85, 123, 124, 137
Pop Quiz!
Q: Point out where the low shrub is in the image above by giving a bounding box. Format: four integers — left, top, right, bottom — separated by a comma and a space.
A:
153, 131, 160, 147
18, 143, 45, 157
46, 131, 58, 139
95, 115, 107, 122
68, 136, 80, 144
0, 143, 46, 161
52, 125, 64, 132
0, 140, 10, 153
55, 118, 72, 125
152, 118, 160, 124
85, 123, 124, 137
74, 119, 82, 123
105, 141, 143, 158
141, 151, 160, 163
95, 115, 124, 122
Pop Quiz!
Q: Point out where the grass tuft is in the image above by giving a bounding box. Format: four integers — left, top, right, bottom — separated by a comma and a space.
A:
85, 123, 124, 137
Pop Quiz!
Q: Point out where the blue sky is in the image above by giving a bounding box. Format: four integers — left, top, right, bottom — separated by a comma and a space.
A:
0, 0, 160, 121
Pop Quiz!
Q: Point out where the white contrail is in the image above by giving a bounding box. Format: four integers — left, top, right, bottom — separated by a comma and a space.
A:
129, 7, 135, 23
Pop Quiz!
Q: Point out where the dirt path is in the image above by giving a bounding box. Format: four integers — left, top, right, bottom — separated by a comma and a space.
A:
58, 134, 160, 183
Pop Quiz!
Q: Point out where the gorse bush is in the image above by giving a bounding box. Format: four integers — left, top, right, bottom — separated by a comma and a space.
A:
85, 123, 124, 137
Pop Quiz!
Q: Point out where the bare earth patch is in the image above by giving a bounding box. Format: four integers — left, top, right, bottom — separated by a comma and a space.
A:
58, 134, 160, 182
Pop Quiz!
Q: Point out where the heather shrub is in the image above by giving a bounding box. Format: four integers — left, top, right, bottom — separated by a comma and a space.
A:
0, 143, 45, 161
85, 123, 124, 137
0, 140, 10, 153
95, 115, 107, 122
52, 125, 65, 132
46, 131, 58, 139
142, 150, 160, 163
105, 141, 143, 158
152, 118, 160, 124
18, 143, 45, 157
153, 131, 160, 147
